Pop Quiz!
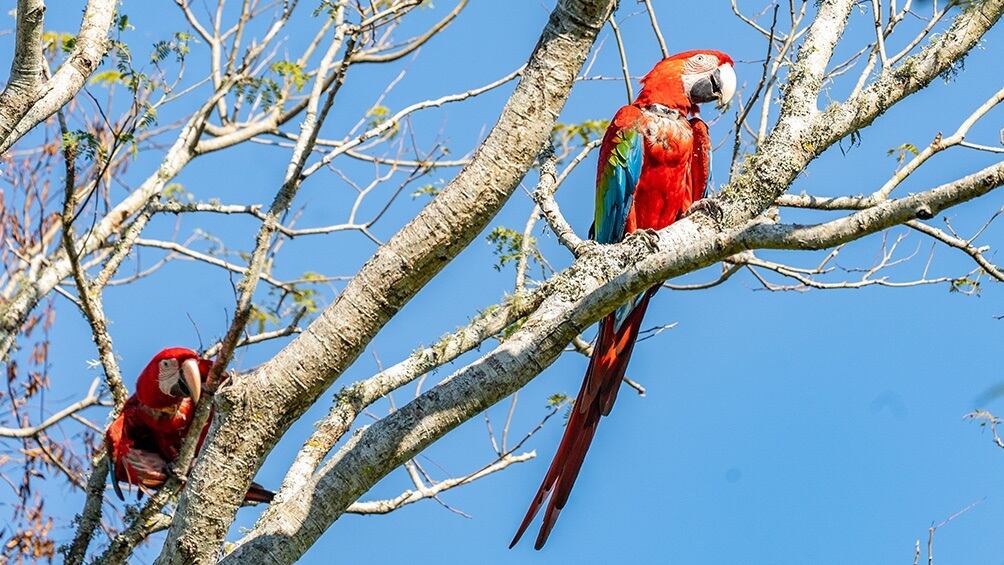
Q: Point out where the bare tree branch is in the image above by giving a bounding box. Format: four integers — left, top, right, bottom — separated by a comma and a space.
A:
345, 453, 534, 515
229, 157, 1004, 562
166, 1, 619, 562
0, 0, 121, 154
641, 0, 669, 58
0, 0, 46, 137
224, 2, 1004, 556
0, 378, 106, 438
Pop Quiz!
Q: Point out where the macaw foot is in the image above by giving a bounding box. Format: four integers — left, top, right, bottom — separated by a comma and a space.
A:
573, 239, 601, 257
684, 198, 724, 225
636, 228, 662, 251
207, 368, 235, 394
167, 461, 189, 485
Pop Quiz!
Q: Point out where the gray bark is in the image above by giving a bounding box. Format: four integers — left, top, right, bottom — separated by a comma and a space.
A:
0, 0, 119, 154
227, 135, 1004, 565
0, 27, 271, 363
153, 1, 618, 563
0, 0, 46, 136
0, 0, 993, 561
223, 0, 1004, 560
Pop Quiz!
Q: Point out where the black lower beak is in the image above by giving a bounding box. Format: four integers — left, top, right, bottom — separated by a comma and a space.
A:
176, 377, 191, 397
689, 68, 722, 104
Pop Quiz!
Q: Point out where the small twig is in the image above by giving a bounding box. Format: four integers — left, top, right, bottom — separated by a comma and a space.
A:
345, 452, 535, 515
926, 498, 984, 565
964, 410, 1004, 449
870, 0, 890, 69
202, 307, 307, 358
133, 238, 294, 290
531, 145, 588, 256
608, 17, 634, 103
0, 378, 106, 438
872, 86, 1004, 202
640, 0, 670, 58
35, 433, 87, 489
569, 336, 646, 396
906, 220, 1004, 282
731, 5, 778, 173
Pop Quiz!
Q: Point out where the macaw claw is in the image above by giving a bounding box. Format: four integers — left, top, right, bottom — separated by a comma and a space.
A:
511, 50, 736, 550
638, 228, 662, 251
573, 239, 601, 257
106, 348, 276, 505
167, 461, 189, 485
684, 197, 724, 225
207, 368, 237, 394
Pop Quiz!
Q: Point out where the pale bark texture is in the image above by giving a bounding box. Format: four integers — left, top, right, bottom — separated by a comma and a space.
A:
1, 0, 1002, 562
155, 1, 617, 563
0, 0, 46, 135
222, 0, 1004, 560
0, 0, 119, 153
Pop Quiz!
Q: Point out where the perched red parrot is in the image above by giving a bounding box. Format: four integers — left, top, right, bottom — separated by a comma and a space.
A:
105, 347, 274, 503
510, 50, 736, 549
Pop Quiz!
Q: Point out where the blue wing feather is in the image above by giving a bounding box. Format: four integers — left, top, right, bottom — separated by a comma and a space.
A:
593, 122, 645, 330
594, 127, 643, 245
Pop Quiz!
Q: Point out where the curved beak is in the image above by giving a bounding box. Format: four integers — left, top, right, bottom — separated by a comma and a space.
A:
689, 63, 737, 109
715, 63, 737, 109
179, 358, 202, 403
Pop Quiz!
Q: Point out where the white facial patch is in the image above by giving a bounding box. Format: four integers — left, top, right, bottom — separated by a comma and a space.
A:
157, 358, 181, 396
680, 72, 702, 97
683, 53, 716, 74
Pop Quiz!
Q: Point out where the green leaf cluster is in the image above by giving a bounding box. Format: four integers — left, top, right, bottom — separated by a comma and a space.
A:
271, 61, 308, 92
486, 226, 543, 272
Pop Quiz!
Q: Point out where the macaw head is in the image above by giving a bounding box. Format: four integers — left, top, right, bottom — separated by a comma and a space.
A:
134, 347, 211, 409
636, 50, 736, 113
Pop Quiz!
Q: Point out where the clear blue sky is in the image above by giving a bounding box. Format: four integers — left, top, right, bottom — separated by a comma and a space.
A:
7, 1, 1004, 563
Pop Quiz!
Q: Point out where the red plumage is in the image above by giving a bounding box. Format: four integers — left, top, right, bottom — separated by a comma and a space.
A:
511, 50, 730, 549
106, 347, 274, 503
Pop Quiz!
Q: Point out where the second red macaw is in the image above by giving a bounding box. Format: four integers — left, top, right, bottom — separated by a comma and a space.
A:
511, 50, 736, 549
105, 347, 274, 503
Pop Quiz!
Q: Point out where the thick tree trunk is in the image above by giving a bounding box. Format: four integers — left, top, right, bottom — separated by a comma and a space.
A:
221, 0, 1004, 561
154, 1, 618, 563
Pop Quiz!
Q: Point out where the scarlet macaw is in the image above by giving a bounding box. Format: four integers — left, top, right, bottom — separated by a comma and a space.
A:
105, 347, 274, 503
510, 50, 736, 549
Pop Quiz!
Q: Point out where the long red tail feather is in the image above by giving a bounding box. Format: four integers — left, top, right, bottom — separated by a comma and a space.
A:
510, 289, 655, 549
243, 481, 276, 504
